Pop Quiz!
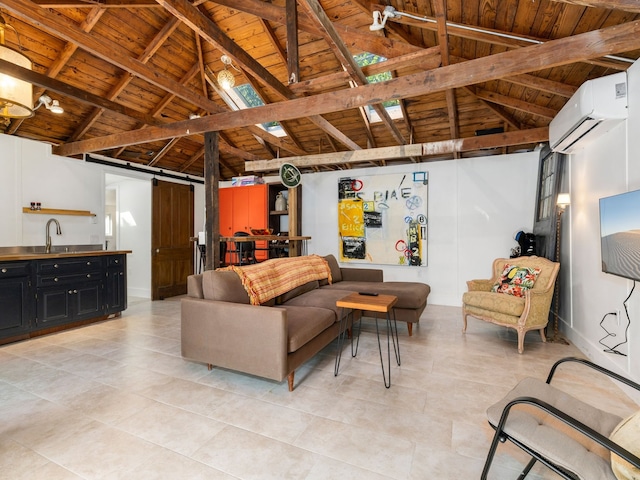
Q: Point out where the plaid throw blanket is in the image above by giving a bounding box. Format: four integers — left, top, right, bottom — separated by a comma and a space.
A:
221, 255, 332, 305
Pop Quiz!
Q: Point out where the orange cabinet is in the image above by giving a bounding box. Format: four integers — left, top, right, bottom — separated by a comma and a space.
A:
219, 185, 268, 262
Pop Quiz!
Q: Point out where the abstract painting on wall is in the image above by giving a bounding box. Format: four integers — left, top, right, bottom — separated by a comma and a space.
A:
338, 172, 428, 266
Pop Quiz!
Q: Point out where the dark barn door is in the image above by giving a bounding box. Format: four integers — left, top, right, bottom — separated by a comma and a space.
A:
151, 179, 194, 300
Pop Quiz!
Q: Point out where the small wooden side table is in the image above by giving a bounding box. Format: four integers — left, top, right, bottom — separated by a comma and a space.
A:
334, 292, 400, 388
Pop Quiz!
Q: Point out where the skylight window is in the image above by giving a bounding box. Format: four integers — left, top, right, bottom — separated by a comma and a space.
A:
353, 52, 403, 123
220, 83, 286, 137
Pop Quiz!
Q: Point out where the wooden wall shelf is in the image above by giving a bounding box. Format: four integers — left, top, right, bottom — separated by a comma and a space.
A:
23, 207, 96, 217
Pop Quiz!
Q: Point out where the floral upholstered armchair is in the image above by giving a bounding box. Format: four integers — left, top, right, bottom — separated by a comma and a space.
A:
462, 256, 560, 354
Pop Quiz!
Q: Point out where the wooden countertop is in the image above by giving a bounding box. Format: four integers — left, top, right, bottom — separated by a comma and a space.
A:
0, 250, 132, 262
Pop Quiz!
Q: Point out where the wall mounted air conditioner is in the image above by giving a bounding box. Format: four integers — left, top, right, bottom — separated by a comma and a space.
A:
549, 72, 628, 154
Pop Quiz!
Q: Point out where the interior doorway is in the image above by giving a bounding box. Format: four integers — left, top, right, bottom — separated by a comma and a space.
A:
105, 173, 151, 299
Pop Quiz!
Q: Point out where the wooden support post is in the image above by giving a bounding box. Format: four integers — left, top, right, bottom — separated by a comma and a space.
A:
286, 0, 299, 84
288, 185, 301, 256
204, 131, 220, 270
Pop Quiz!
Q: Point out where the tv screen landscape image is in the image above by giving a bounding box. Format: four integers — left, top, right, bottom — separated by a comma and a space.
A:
600, 188, 640, 282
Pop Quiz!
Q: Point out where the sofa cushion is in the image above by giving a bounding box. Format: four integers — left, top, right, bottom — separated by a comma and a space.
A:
462, 290, 525, 317
283, 287, 354, 320
322, 281, 430, 310
202, 270, 250, 304
282, 305, 336, 353
492, 263, 541, 298
323, 254, 343, 283
276, 280, 319, 305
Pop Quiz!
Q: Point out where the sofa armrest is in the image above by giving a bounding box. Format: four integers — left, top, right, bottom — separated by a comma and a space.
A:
467, 279, 494, 292
340, 267, 383, 282
187, 274, 204, 298
181, 297, 289, 381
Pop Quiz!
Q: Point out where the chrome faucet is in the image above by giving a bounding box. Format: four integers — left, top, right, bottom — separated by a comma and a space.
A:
45, 218, 62, 253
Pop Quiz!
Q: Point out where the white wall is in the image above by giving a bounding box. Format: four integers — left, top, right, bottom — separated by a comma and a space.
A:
0, 135, 21, 246
302, 151, 540, 306
562, 59, 640, 386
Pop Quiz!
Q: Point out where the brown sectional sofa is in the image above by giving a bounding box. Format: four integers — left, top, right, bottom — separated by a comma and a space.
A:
181, 254, 430, 391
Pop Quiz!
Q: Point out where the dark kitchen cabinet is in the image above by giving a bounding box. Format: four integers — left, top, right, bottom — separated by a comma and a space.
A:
0, 253, 128, 344
35, 257, 103, 328
0, 262, 33, 339
105, 254, 127, 315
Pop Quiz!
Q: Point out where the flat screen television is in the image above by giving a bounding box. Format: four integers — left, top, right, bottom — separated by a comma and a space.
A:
599, 188, 640, 282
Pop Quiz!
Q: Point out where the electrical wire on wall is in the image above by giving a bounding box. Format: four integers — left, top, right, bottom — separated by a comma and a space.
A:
599, 281, 635, 356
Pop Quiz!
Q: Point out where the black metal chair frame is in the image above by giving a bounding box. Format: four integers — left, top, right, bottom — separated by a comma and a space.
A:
229, 231, 257, 265
482, 356, 640, 480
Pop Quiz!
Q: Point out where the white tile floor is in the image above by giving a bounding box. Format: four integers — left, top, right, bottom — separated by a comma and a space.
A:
0, 298, 637, 479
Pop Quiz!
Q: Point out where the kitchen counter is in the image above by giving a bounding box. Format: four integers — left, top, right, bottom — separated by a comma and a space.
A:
0, 248, 131, 262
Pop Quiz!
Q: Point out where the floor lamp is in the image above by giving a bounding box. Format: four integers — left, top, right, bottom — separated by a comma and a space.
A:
549, 193, 570, 343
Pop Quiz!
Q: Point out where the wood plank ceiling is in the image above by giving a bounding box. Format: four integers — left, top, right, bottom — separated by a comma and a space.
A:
0, 0, 639, 179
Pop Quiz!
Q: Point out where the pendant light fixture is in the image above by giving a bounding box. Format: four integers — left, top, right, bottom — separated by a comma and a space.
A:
0, 14, 33, 119
217, 55, 236, 90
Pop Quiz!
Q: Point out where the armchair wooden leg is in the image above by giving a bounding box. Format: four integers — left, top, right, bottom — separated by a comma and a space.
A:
407, 322, 412, 336
462, 311, 468, 333
207, 364, 213, 371
539, 328, 547, 343
518, 332, 525, 354
287, 371, 295, 392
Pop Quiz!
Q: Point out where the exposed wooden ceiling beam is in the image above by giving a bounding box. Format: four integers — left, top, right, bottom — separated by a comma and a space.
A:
379, 9, 632, 70
34, 0, 158, 6
463, 87, 521, 130
450, 55, 578, 102
209, 0, 422, 58
432, 0, 459, 154
246, 127, 549, 171
68, 15, 181, 142
3, 0, 224, 113
551, 0, 640, 13
286, 0, 300, 84
53, 19, 640, 157
7, 7, 105, 135
169, 0, 291, 100
298, 0, 408, 145
474, 88, 558, 119
202, 67, 304, 157
260, 19, 288, 67
159, 0, 360, 151
0, 58, 164, 126
242, 75, 306, 154
289, 47, 441, 95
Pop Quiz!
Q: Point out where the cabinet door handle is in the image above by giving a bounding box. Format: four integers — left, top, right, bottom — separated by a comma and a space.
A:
73, 290, 78, 294
1, 268, 6, 273
120, 272, 124, 276
54, 277, 59, 282
87, 262, 91, 265
114, 259, 119, 264
68, 290, 73, 294
54, 264, 58, 268
86, 274, 91, 278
